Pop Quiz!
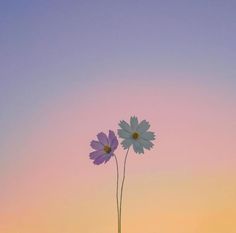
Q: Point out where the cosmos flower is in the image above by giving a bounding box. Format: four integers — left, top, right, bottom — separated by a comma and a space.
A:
118, 116, 155, 154
90, 130, 118, 165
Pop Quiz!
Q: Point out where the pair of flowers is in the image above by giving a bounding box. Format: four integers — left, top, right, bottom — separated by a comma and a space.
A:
89, 116, 155, 233
90, 116, 155, 164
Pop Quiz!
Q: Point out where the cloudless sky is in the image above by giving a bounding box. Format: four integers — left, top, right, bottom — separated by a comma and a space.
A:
0, 1, 236, 233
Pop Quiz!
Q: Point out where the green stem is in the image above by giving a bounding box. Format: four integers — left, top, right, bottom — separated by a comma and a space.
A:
119, 147, 130, 233
114, 155, 120, 233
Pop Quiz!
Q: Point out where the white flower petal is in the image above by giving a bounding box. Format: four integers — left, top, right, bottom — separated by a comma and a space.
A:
130, 116, 138, 131
138, 138, 154, 150
121, 139, 133, 149
141, 131, 155, 141
133, 140, 144, 154
119, 120, 132, 133
136, 120, 150, 133
118, 129, 131, 139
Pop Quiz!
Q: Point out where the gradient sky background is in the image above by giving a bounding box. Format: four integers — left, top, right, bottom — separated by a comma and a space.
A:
1, 1, 236, 233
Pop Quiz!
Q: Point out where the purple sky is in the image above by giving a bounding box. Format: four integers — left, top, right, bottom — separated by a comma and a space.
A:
1, 0, 236, 149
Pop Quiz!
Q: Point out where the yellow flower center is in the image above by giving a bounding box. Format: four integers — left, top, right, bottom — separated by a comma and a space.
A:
132, 132, 140, 140
103, 145, 112, 154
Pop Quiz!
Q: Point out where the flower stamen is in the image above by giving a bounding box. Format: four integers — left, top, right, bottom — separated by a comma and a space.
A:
104, 145, 112, 154
132, 132, 139, 140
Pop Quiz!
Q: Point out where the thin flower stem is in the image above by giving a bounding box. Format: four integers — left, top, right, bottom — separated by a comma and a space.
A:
119, 147, 130, 233
114, 155, 120, 233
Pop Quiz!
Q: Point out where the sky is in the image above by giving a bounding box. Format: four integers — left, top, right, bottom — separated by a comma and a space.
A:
0, 1, 236, 233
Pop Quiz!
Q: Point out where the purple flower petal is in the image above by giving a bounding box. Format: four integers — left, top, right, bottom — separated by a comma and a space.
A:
93, 154, 107, 165
89, 130, 118, 165
104, 153, 113, 163
111, 137, 118, 150
97, 132, 109, 145
108, 130, 118, 150
89, 150, 105, 159
90, 140, 104, 150
108, 130, 116, 143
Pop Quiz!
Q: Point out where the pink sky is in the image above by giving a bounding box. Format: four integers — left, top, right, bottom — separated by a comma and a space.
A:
1, 76, 236, 232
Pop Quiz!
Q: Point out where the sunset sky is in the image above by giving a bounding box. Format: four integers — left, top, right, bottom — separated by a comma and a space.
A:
1, 1, 236, 233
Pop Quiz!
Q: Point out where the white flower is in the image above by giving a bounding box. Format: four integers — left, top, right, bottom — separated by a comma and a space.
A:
118, 116, 155, 154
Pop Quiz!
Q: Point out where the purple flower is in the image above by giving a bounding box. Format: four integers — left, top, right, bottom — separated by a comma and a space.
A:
90, 130, 118, 165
